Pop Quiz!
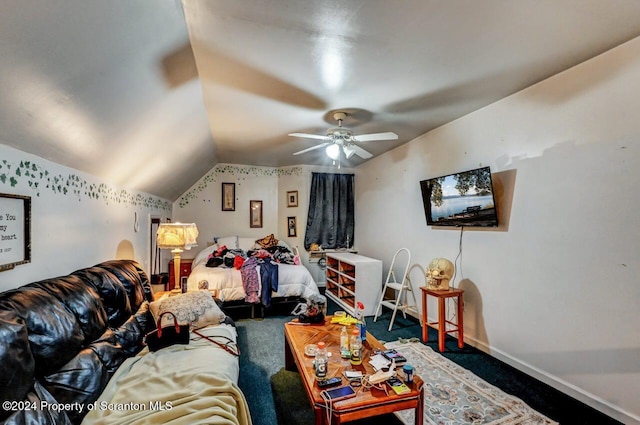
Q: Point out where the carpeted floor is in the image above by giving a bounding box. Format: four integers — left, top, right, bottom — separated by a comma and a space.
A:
235, 300, 622, 425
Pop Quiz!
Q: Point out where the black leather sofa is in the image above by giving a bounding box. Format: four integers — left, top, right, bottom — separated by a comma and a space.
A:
0, 260, 153, 425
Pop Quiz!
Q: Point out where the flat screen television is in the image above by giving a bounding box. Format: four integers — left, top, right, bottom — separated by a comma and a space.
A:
420, 166, 498, 227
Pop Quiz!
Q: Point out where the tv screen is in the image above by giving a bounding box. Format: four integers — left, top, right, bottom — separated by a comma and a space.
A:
420, 166, 498, 227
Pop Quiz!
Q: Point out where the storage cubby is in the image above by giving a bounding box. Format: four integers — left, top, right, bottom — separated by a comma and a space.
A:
324, 253, 382, 316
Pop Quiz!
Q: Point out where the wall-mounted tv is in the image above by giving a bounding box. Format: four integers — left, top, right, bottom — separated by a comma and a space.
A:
420, 166, 498, 227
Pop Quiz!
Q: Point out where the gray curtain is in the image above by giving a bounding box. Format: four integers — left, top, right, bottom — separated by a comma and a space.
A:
304, 173, 354, 250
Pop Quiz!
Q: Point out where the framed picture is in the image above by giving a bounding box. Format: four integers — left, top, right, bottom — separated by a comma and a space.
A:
0, 193, 31, 272
287, 216, 297, 237
287, 190, 298, 207
222, 183, 235, 211
250, 200, 263, 228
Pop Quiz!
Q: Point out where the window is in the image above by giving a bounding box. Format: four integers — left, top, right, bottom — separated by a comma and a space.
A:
303, 173, 354, 250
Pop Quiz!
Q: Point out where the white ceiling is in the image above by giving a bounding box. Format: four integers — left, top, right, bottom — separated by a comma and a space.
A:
2, 1, 640, 201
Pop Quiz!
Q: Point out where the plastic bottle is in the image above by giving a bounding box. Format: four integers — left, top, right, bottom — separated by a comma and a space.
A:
349, 328, 362, 365
340, 326, 350, 358
315, 341, 328, 378
356, 302, 367, 342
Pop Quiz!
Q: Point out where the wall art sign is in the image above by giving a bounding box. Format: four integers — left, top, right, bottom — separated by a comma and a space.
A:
0, 193, 31, 271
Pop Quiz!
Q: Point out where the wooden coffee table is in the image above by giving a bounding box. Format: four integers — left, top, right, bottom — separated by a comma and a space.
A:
284, 317, 424, 425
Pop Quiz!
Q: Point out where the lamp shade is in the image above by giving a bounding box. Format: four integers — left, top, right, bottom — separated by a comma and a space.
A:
156, 223, 199, 251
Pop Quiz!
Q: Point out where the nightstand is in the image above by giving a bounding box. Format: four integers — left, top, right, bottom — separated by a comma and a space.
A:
168, 259, 193, 291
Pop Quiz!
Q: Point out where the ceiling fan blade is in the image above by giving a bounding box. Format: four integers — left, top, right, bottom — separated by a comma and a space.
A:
352, 132, 398, 142
293, 143, 330, 155
350, 145, 373, 159
289, 132, 331, 141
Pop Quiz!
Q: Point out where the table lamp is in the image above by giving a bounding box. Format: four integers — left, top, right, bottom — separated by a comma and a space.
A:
156, 222, 198, 292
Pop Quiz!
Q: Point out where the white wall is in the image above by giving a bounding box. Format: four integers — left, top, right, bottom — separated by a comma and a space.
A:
355, 37, 640, 424
174, 163, 353, 269
172, 164, 281, 257
0, 145, 172, 290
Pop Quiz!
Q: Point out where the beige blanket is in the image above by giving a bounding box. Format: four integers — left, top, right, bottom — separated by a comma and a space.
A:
82, 324, 251, 425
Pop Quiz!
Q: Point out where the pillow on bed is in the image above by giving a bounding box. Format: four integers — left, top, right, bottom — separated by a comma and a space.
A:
193, 244, 217, 267
238, 237, 258, 251
149, 290, 225, 330
216, 236, 238, 250
256, 233, 278, 249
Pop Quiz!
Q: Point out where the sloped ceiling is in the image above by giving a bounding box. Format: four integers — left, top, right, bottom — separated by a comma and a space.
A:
0, 0, 212, 201
2, 1, 640, 201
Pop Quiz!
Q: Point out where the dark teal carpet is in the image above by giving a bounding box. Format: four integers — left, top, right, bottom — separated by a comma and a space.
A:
235, 300, 622, 425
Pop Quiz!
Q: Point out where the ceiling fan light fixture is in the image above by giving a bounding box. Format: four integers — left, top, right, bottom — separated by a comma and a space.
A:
342, 144, 356, 159
290, 111, 393, 159
326, 143, 340, 160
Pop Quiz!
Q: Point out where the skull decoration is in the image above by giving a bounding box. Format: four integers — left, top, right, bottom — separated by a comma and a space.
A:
426, 258, 454, 290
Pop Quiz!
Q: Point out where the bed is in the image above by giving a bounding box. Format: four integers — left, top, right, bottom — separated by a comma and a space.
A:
186, 236, 320, 311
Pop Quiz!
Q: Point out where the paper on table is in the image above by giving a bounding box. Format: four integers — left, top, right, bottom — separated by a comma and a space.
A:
369, 354, 391, 371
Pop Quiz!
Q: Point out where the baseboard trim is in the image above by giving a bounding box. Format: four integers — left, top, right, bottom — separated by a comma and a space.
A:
463, 335, 640, 425
382, 310, 638, 424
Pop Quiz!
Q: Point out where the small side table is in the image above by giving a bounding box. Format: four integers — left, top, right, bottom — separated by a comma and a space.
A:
168, 258, 193, 291
420, 287, 464, 352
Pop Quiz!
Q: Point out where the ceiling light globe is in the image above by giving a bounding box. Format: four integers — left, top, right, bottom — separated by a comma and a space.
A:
326, 144, 340, 160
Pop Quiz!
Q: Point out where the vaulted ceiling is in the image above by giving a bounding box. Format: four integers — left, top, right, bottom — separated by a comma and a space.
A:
2, 1, 640, 201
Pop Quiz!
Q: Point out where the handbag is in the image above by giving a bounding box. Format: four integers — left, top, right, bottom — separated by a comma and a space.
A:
145, 311, 190, 352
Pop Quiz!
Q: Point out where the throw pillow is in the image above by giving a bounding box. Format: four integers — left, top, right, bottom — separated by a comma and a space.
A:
149, 290, 225, 330
256, 233, 278, 249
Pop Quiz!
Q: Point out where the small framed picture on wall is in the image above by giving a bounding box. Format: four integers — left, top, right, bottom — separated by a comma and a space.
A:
250, 200, 263, 228
287, 216, 297, 237
287, 190, 298, 207
222, 183, 235, 211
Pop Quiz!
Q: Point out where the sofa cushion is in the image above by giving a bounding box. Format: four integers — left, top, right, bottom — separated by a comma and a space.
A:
41, 348, 107, 424
74, 267, 132, 328
0, 286, 85, 377
32, 275, 108, 344
98, 260, 148, 311
40, 300, 151, 422
0, 310, 35, 416
113, 300, 152, 354
2, 381, 73, 425
90, 301, 152, 374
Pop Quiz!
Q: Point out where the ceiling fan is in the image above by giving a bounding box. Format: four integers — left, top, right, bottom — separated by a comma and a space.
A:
290, 112, 398, 160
